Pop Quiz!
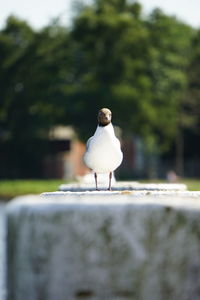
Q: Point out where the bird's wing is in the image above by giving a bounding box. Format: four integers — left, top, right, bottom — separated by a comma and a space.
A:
86, 136, 93, 151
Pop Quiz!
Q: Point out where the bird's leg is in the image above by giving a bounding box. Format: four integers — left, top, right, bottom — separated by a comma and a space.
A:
94, 172, 99, 191
108, 172, 112, 191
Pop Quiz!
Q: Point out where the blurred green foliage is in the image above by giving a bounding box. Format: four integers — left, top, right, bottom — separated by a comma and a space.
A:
0, 0, 199, 178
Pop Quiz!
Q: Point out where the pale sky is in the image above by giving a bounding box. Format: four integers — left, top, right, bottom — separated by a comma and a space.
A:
1, 0, 200, 30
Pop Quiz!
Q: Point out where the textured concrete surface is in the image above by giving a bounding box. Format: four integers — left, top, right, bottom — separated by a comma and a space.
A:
59, 181, 187, 192
0, 205, 6, 300
6, 191, 200, 300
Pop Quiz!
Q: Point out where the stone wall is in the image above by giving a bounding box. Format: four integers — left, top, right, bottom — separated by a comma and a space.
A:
6, 190, 200, 300
0, 205, 6, 300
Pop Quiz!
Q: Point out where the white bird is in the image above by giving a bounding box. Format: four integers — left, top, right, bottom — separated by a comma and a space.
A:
83, 108, 123, 190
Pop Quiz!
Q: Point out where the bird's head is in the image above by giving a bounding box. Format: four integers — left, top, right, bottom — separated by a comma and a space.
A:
98, 108, 112, 126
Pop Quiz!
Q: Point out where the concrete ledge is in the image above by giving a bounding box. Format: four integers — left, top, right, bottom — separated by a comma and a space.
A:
59, 181, 187, 192
6, 191, 200, 300
0, 205, 6, 300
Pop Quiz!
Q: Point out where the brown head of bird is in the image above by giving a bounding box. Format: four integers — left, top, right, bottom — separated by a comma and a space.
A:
98, 108, 112, 127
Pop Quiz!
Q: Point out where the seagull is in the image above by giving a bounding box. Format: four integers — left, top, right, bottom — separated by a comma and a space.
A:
83, 108, 123, 190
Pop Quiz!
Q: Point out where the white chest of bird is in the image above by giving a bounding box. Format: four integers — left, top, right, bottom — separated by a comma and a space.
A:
84, 123, 123, 174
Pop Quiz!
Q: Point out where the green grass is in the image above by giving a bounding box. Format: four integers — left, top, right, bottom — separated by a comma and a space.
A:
0, 179, 67, 200
177, 179, 200, 191
140, 179, 200, 191
0, 178, 199, 201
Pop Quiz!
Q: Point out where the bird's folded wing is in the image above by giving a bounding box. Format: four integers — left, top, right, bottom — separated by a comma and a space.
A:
86, 137, 93, 150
